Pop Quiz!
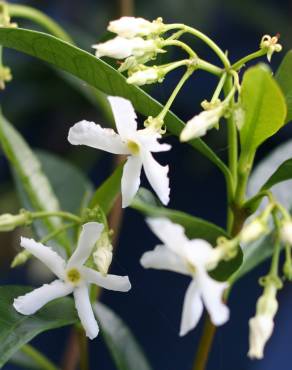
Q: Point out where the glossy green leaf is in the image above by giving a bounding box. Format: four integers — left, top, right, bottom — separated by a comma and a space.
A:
94, 302, 152, 370
0, 113, 69, 250
131, 188, 242, 281
89, 163, 124, 215
240, 64, 287, 158
276, 50, 292, 123
0, 286, 77, 368
0, 27, 226, 173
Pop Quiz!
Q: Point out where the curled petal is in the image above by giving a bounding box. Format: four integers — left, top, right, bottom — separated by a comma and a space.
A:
68, 120, 129, 155
180, 279, 203, 336
74, 284, 99, 339
121, 155, 143, 208
68, 222, 104, 268
20, 237, 65, 279
142, 151, 170, 205
140, 245, 188, 275
108, 96, 137, 139
13, 280, 73, 315
82, 267, 131, 292
197, 269, 229, 326
146, 218, 188, 254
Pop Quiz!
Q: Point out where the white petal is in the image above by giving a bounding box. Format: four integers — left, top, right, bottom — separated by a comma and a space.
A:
121, 155, 142, 208
146, 218, 188, 254
81, 266, 131, 292
197, 269, 229, 326
68, 120, 129, 155
73, 284, 99, 340
93, 37, 134, 59
137, 129, 171, 152
108, 96, 137, 139
68, 222, 104, 268
142, 151, 170, 205
184, 239, 215, 268
180, 279, 203, 336
140, 245, 189, 275
13, 280, 73, 315
20, 237, 65, 279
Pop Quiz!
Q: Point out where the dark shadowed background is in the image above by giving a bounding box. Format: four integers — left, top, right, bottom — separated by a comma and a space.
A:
1, 0, 292, 369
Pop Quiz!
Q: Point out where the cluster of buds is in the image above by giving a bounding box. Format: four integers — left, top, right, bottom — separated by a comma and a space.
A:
260, 34, 282, 62
248, 282, 279, 359
92, 17, 178, 86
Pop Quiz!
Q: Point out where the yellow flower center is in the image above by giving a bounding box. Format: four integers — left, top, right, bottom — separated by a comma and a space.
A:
66, 268, 81, 284
127, 140, 140, 155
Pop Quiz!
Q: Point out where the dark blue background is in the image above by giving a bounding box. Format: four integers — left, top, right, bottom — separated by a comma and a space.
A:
1, 0, 292, 369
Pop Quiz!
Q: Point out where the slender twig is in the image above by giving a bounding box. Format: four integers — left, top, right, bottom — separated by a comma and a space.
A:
20, 344, 59, 370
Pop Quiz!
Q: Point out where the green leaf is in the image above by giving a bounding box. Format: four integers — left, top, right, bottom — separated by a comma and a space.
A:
0, 27, 226, 173
0, 113, 68, 250
10, 349, 40, 370
89, 163, 123, 215
240, 64, 287, 158
261, 158, 292, 191
276, 50, 292, 123
131, 189, 242, 281
94, 302, 152, 370
0, 286, 77, 368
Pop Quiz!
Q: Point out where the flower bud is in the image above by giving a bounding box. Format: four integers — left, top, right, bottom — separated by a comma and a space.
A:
0, 3, 17, 28
0, 65, 12, 90
11, 250, 31, 268
0, 211, 31, 232
108, 16, 164, 38
248, 287, 278, 359
260, 34, 282, 62
127, 67, 162, 86
93, 36, 160, 60
93, 231, 113, 275
240, 219, 267, 244
180, 105, 225, 141
280, 221, 292, 245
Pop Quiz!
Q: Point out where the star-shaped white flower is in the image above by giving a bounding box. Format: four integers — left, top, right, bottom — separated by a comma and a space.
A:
68, 96, 171, 208
13, 222, 131, 340
140, 218, 229, 336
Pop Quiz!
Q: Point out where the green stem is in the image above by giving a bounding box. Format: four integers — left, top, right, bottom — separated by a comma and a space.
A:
163, 39, 197, 58
271, 213, 282, 276
164, 24, 230, 68
21, 344, 59, 370
32, 211, 81, 223
40, 222, 76, 256
157, 67, 195, 121
211, 73, 227, 102
77, 328, 89, 370
7, 4, 73, 43
231, 49, 267, 71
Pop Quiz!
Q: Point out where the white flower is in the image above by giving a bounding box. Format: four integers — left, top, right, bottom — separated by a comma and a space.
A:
140, 218, 229, 336
248, 314, 274, 359
180, 105, 224, 142
260, 34, 282, 62
280, 221, 292, 245
13, 222, 131, 340
108, 16, 163, 38
93, 36, 159, 59
127, 68, 161, 86
68, 96, 171, 208
240, 219, 267, 244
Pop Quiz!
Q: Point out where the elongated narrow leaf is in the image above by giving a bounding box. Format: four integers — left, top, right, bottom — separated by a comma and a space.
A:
10, 349, 41, 369
276, 50, 292, 123
94, 302, 152, 370
240, 64, 287, 158
0, 286, 77, 368
131, 188, 242, 281
261, 158, 292, 190
89, 163, 123, 214
0, 113, 69, 250
0, 27, 225, 172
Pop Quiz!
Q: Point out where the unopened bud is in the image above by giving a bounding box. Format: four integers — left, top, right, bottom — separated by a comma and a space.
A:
127, 67, 163, 86
108, 16, 165, 38
240, 219, 267, 244
11, 250, 31, 268
260, 34, 282, 62
0, 65, 12, 90
280, 221, 292, 245
93, 231, 113, 275
0, 210, 31, 232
